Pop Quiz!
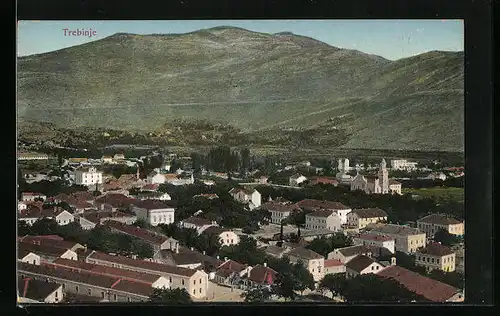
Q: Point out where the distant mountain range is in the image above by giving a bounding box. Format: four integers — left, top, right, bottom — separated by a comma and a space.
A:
17, 26, 464, 152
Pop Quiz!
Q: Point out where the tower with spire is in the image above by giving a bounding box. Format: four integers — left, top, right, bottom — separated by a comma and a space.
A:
378, 158, 389, 193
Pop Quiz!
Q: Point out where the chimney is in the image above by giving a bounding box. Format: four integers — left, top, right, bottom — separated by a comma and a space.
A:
391, 257, 396, 266
263, 262, 267, 267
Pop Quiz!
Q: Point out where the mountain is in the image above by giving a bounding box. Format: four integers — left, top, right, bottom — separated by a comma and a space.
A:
17, 26, 464, 152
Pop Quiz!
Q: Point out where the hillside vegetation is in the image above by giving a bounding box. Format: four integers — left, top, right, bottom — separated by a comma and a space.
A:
17, 26, 464, 152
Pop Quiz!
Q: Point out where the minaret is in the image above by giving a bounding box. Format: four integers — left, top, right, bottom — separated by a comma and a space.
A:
378, 158, 389, 193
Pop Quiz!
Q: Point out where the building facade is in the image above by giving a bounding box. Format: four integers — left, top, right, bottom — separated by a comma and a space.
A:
305, 210, 342, 232
416, 214, 464, 237
74, 167, 103, 186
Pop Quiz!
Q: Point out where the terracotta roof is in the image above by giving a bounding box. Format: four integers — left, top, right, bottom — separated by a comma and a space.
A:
18, 277, 61, 301
19, 206, 42, 219
201, 226, 228, 236
20, 236, 81, 251
182, 216, 213, 226
131, 200, 175, 209
70, 191, 95, 202
87, 251, 198, 277
345, 255, 377, 272
324, 259, 343, 267
351, 208, 388, 218
217, 259, 247, 273
248, 265, 277, 284
296, 199, 350, 211
417, 243, 454, 257
95, 194, 137, 209
286, 247, 324, 260
103, 220, 169, 245
376, 266, 461, 302
19, 241, 71, 258
53, 258, 163, 284
18, 262, 151, 297
336, 245, 373, 257
417, 214, 462, 225
364, 223, 423, 236
142, 184, 159, 191
306, 209, 337, 218
308, 177, 338, 185
355, 234, 394, 242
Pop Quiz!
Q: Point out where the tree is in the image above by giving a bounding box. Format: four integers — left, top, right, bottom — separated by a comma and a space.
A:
241, 286, 273, 303
272, 272, 297, 301
148, 288, 193, 304
130, 239, 154, 259
18, 221, 32, 237
434, 228, 459, 247
240, 147, 251, 175
132, 219, 151, 229
427, 270, 464, 289
292, 261, 315, 295
319, 273, 348, 298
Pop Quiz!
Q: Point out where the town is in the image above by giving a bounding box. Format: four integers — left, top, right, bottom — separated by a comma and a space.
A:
17, 145, 465, 303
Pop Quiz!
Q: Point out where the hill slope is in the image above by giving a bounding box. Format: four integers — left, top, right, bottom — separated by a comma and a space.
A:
17, 26, 464, 151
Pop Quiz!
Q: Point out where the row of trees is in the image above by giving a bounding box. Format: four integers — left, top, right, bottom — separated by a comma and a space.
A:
18, 219, 154, 259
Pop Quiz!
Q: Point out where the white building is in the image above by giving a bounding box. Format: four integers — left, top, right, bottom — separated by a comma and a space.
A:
229, 187, 261, 210
305, 210, 342, 232
351, 159, 401, 195
131, 200, 175, 227
285, 247, 325, 282
20, 192, 47, 202
345, 255, 387, 278
74, 167, 103, 186
179, 217, 217, 234
202, 226, 240, 247
18, 202, 28, 211
346, 208, 388, 229
295, 199, 351, 225
336, 158, 353, 183
289, 174, 307, 187
353, 233, 395, 254
390, 159, 418, 171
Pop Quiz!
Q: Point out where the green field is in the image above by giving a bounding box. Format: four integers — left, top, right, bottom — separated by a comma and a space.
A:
402, 187, 464, 203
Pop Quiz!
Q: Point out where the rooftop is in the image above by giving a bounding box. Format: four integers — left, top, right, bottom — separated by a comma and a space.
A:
18, 276, 61, 301
306, 209, 337, 218
131, 199, 176, 210
247, 264, 277, 284
87, 251, 198, 277
202, 226, 229, 236
181, 216, 213, 226
296, 199, 350, 211
355, 233, 394, 242
286, 247, 324, 260
20, 236, 81, 251
335, 245, 373, 257
417, 243, 455, 257
417, 214, 462, 225
351, 208, 388, 218
18, 241, 71, 258
324, 259, 343, 267
364, 223, 424, 236
345, 255, 377, 272
103, 220, 169, 245
376, 265, 461, 302
260, 202, 298, 213
217, 259, 247, 273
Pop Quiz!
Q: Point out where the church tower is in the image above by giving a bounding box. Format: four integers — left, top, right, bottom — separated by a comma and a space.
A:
378, 158, 389, 193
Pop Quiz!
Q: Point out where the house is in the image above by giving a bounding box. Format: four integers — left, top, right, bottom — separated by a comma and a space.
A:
178, 216, 216, 234
18, 262, 154, 302
261, 202, 299, 224
390, 159, 418, 171
18, 205, 43, 226
18, 276, 64, 303
307, 176, 339, 186
295, 199, 351, 224
262, 245, 291, 258
305, 210, 342, 232
323, 259, 346, 275
79, 211, 137, 230
103, 220, 176, 252
42, 208, 76, 226
213, 259, 251, 288
20, 236, 84, 253
254, 176, 269, 184
18, 248, 41, 265
136, 191, 172, 201
246, 264, 277, 288
229, 187, 261, 210
130, 200, 176, 227
18, 241, 78, 262
21, 192, 47, 202
353, 233, 395, 254
416, 214, 464, 237
344, 255, 386, 278
201, 180, 216, 186
52, 258, 170, 290
155, 246, 222, 271
327, 245, 375, 263
85, 251, 209, 299
74, 167, 103, 186
18, 201, 28, 211
376, 265, 464, 302
201, 226, 240, 247
285, 247, 325, 282
415, 242, 456, 272
94, 193, 137, 212
388, 179, 402, 195
363, 223, 427, 253
346, 208, 388, 229
289, 174, 307, 187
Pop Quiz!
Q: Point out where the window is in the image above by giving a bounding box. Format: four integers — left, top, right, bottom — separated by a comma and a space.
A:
312, 269, 315, 273
101, 292, 105, 299
169, 277, 172, 283
194, 280, 196, 285
76, 286, 79, 293
33, 260, 36, 265
431, 258, 435, 263
114, 294, 117, 301
127, 297, 131, 302
200, 288, 202, 293
55, 291, 58, 298
88, 289, 91, 295
182, 279, 185, 285
371, 266, 374, 270
376, 266, 379, 270
200, 278, 202, 283
437, 259, 440, 264
193, 289, 196, 295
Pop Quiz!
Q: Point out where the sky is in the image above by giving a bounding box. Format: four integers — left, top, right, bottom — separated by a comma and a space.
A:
17, 20, 463, 60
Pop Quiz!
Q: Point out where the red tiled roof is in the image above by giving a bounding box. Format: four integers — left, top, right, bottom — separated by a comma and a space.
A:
142, 184, 159, 191
95, 194, 137, 209
18, 276, 61, 301
217, 259, 247, 273
103, 220, 169, 245
248, 265, 277, 284
376, 266, 460, 302
417, 243, 455, 257
296, 199, 350, 211
356, 233, 394, 242
351, 208, 388, 218
182, 216, 213, 226
306, 209, 336, 218
53, 258, 163, 284
417, 214, 462, 225
261, 201, 299, 213
324, 259, 343, 267
389, 179, 401, 185
131, 199, 175, 210
308, 177, 339, 185
18, 241, 71, 258
87, 251, 198, 277
19, 206, 42, 219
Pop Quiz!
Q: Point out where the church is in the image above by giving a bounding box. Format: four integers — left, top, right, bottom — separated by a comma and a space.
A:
350, 159, 402, 195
